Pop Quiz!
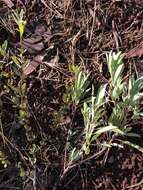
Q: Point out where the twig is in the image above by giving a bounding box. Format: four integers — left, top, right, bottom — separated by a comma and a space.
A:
88, 0, 97, 46
53, 147, 106, 190
122, 180, 143, 190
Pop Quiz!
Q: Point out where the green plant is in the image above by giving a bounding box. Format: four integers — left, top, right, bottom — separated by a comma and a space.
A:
0, 151, 10, 168
106, 51, 125, 101
107, 52, 143, 136
63, 64, 90, 106
68, 51, 143, 166
12, 9, 26, 41
123, 76, 143, 116
81, 85, 106, 155
53, 52, 143, 188
0, 40, 8, 57
105, 52, 143, 154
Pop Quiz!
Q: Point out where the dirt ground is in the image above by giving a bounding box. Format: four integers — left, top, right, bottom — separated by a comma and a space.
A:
1, 0, 143, 190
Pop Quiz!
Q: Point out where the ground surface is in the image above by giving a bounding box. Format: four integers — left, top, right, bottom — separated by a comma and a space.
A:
1, 0, 143, 190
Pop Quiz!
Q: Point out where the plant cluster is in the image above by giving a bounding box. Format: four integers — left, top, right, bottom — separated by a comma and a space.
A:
0, 10, 37, 172
64, 52, 143, 167
1, 7, 143, 189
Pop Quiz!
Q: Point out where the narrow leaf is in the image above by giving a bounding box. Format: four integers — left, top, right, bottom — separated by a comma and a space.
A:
113, 64, 124, 85
96, 84, 107, 107
123, 141, 143, 153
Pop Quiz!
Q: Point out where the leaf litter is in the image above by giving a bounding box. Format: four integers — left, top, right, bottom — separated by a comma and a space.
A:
1, 1, 143, 190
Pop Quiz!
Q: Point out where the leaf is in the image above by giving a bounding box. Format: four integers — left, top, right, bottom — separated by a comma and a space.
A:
132, 93, 143, 102
44, 55, 59, 68
111, 79, 124, 100
91, 125, 125, 141
125, 133, 141, 138
95, 125, 124, 136
2, 40, 8, 52
129, 76, 143, 99
123, 141, 143, 153
22, 37, 44, 53
23, 54, 44, 76
69, 148, 82, 164
69, 65, 90, 105
106, 51, 124, 78
19, 21, 26, 39
11, 55, 21, 68
96, 84, 107, 107
113, 64, 124, 85
134, 112, 143, 117
2, 0, 14, 8
126, 43, 143, 58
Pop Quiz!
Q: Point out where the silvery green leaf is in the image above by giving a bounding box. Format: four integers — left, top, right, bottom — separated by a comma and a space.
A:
76, 71, 82, 89
123, 141, 143, 153
113, 64, 124, 85
69, 148, 83, 164
130, 76, 143, 98
134, 112, 143, 117
132, 93, 143, 102
93, 107, 105, 124
125, 133, 141, 138
95, 125, 124, 137
90, 125, 124, 142
111, 79, 124, 100
96, 84, 107, 107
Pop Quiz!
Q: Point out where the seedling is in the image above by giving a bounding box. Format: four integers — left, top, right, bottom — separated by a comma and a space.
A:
63, 64, 90, 107
106, 52, 143, 152
68, 52, 143, 166
12, 9, 26, 41
81, 85, 106, 155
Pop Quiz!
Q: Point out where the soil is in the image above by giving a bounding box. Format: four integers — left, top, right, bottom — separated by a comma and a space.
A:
1, 0, 143, 190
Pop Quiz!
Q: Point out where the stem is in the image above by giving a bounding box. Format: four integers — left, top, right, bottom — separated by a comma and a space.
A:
53, 147, 106, 190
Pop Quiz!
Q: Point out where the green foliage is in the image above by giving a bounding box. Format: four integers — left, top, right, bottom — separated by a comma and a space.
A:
64, 64, 90, 106
0, 151, 10, 168
124, 76, 143, 113
106, 52, 124, 83
81, 85, 106, 154
0, 40, 8, 57
106, 51, 124, 101
69, 147, 83, 165
107, 52, 143, 133
67, 52, 143, 166
123, 141, 143, 153
12, 9, 26, 40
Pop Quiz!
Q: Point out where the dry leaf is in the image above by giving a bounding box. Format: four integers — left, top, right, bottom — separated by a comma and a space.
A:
44, 55, 59, 68
22, 37, 44, 53
64, 0, 71, 10
2, 0, 14, 8
35, 25, 52, 42
35, 25, 46, 35
126, 44, 143, 58
23, 54, 44, 76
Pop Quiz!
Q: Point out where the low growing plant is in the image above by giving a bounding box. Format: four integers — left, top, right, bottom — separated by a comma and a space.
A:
12, 9, 26, 41
107, 52, 143, 141
65, 51, 143, 168
63, 64, 90, 107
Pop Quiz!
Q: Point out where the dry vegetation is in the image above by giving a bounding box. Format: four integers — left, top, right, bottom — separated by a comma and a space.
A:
1, 0, 143, 190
